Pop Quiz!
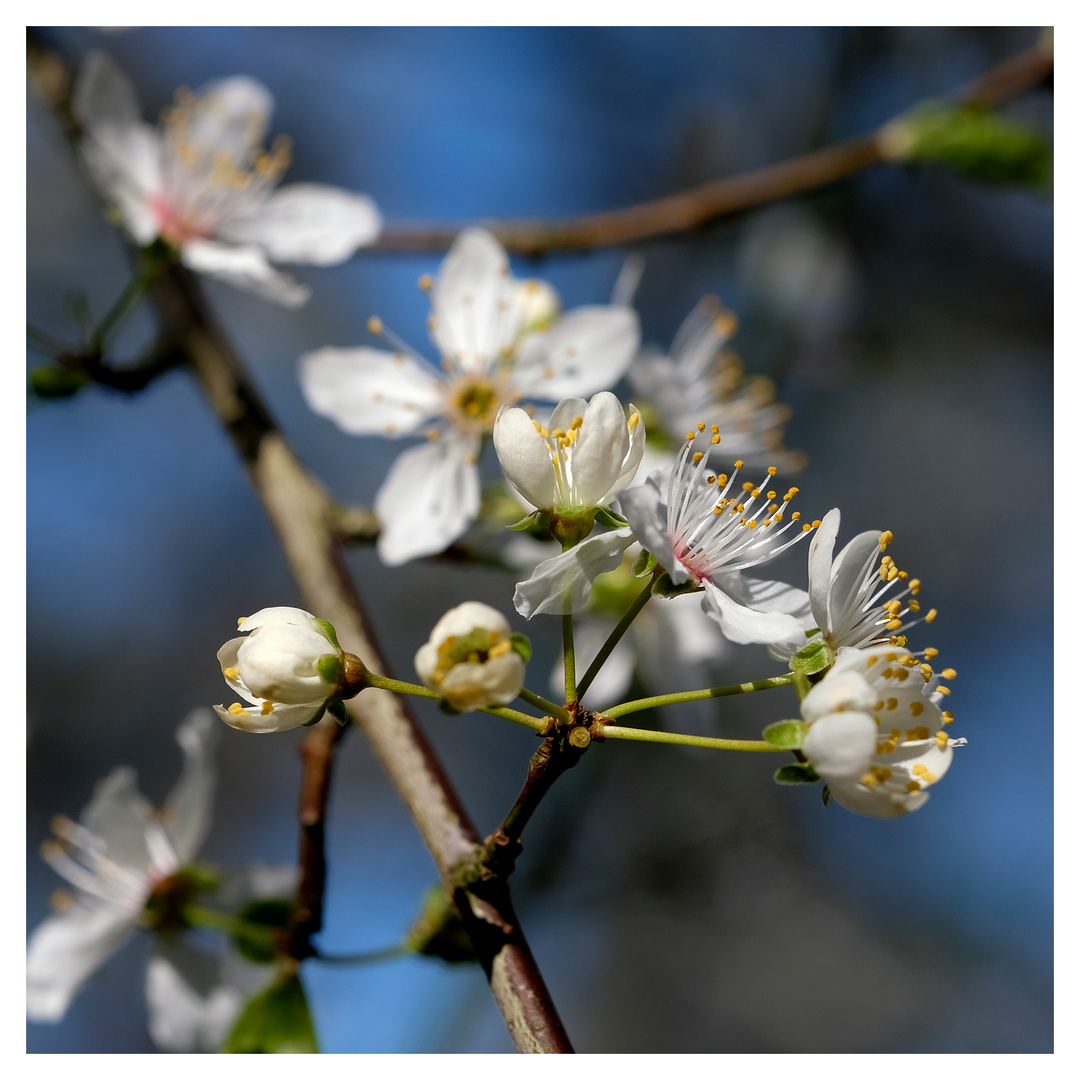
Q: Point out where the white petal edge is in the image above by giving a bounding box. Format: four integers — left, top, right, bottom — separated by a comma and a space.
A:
181, 240, 310, 307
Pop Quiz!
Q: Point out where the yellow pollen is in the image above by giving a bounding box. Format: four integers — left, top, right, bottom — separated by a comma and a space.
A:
223, 667, 240, 681
716, 474, 728, 485
551, 428, 566, 440
936, 685, 952, 696
942, 711, 954, 725
906, 781, 921, 793
367, 316, 383, 335
913, 763, 937, 783
711, 425, 720, 434
767, 491, 776, 500
713, 505, 724, 515
686, 431, 696, 441
802, 523, 811, 532
711, 434, 720, 444
874, 700, 885, 711
942, 668, 957, 680
767, 466, 777, 475
872, 766, 893, 782
751, 488, 761, 498
907, 726, 930, 741
867, 656, 879, 666
694, 452, 704, 464
885, 600, 902, 615
895, 669, 910, 682
488, 638, 512, 659
698, 422, 707, 432
919, 663, 933, 679
910, 701, 924, 717
742, 481, 754, 491
886, 698, 898, 710
627, 413, 641, 430
879, 530, 894, 548
707, 475, 716, 484
791, 511, 801, 521
935, 730, 949, 747
734, 460, 745, 469
418, 273, 433, 291
909, 599, 921, 613
261, 701, 275, 715
910, 579, 922, 595
885, 618, 903, 631
747, 520, 757, 529
924, 648, 939, 659
887, 567, 899, 581
812, 519, 821, 528
861, 773, 878, 789
228, 703, 246, 716
898, 570, 908, 580
884, 740, 898, 754
237, 616, 248, 628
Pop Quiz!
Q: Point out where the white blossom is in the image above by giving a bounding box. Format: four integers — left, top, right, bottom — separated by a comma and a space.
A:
493, 392, 645, 513
620, 426, 815, 645
804, 507, 937, 656
800, 644, 964, 818
215, 606, 343, 733
629, 296, 803, 474
299, 228, 640, 565
415, 601, 526, 711
72, 52, 381, 306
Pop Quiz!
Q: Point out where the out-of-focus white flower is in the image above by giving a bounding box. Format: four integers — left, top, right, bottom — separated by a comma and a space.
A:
800, 644, 964, 818
415, 601, 526, 711
27, 712, 222, 1036
620, 426, 815, 646
804, 508, 937, 657
72, 52, 381, 306
215, 606, 345, 733
299, 228, 640, 565
493, 392, 645, 515
629, 296, 803, 475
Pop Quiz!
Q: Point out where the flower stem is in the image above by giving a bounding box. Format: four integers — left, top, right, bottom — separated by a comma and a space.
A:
312, 943, 409, 966
603, 674, 796, 719
363, 671, 443, 700
478, 705, 549, 732
598, 725, 786, 752
91, 266, 154, 353
183, 904, 278, 946
517, 687, 573, 724
562, 613, 578, 708
576, 575, 654, 700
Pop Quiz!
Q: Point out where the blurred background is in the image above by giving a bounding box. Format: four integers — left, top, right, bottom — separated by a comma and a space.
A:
27, 26, 1052, 1052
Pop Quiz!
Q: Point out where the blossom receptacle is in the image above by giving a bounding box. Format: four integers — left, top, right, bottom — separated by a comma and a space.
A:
800, 644, 965, 818
215, 606, 360, 733
415, 602, 526, 712
493, 392, 645, 543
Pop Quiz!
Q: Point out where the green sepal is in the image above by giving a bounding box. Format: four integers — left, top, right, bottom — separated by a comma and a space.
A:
175, 863, 222, 894
507, 510, 545, 532
312, 618, 340, 650
548, 506, 597, 548
326, 698, 350, 726
301, 704, 327, 727
593, 505, 628, 529
762, 720, 808, 750
631, 549, 658, 577
773, 763, 821, 785
28, 366, 88, 399
438, 698, 461, 716
231, 898, 294, 965
790, 639, 833, 676
822, 784, 833, 807
510, 633, 532, 663
884, 104, 1052, 190
403, 885, 476, 964
652, 571, 703, 599
223, 973, 318, 1053
316, 654, 343, 685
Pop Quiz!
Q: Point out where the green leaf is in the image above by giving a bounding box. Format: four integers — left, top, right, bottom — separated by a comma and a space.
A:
326, 698, 350, 726
773, 763, 821, 785
224, 973, 318, 1053
790, 640, 833, 676
762, 720, 808, 750
822, 784, 833, 807
230, 897, 294, 964
507, 510, 545, 532
881, 104, 1052, 190
312, 618, 340, 650
509, 633, 532, 663
300, 704, 327, 727
652, 571, 704, 599
28, 366, 88, 399
316, 654, 342, 685
593, 505, 629, 529
631, 549, 658, 577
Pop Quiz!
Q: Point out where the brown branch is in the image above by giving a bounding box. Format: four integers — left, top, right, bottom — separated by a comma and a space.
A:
28, 36, 573, 1054
370, 38, 1053, 256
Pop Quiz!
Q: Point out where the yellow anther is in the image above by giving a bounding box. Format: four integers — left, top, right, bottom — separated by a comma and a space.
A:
874, 700, 885, 711
693, 452, 704, 464
367, 316, 383, 335
698, 422, 706, 432
228, 703, 247, 716
885, 618, 903, 631
925, 608, 938, 623
686, 431, 696, 441
867, 656, 879, 666
895, 669, 910, 682
812, 520, 822, 528
886, 698, 898, 711
802, 523, 812, 532
910, 701, 924, 717
935, 731, 949, 747
571, 415, 584, 430
747, 519, 757, 529
711, 434, 720, 444
767, 466, 777, 476
711, 425, 720, 434
941, 668, 957, 680
787, 487, 799, 496
627, 412, 640, 430
237, 616, 248, 628
890, 728, 901, 738
861, 773, 878, 789
872, 766, 893, 782
713, 505, 724, 515
924, 647, 939, 659
884, 740, 898, 754
898, 570, 908, 580
919, 663, 933, 680
942, 711, 954, 725
909, 579, 921, 595
913, 763, 936, 783
907, 726, 930, 741
418, 273, 433, 291
791, 511, 801, 521
260, 701, 275, 715
879, 530, 894, 548
751, 488, 761, 498
909, 599, 921, 613
223, 667, 240, 681
707, 475, 716, 484
742, 481, 754, 491
734, 460, 745, 469
885, 600, 902, 615
906, 781, 921, 793
887, 567, 899, 581
716, 474, 728, 485
488, 638, 512, 659
936, 685, 952, 696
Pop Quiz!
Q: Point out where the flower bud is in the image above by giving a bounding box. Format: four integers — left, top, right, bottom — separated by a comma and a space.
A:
215, 607, 344, 733
414, 602, 526, 712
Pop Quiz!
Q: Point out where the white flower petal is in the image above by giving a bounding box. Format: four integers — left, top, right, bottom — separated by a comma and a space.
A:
569, 391, 631, 506
163, 710, 218, 864
237, 623, 335, 704
802, 711, 878, 780
808, 507, 840, 630
146, 938, 244, 1053
612, 404, 646, 494
492, 405, 559, 509
219, 183, 381, 265
79, 767, 155, 876
700, 579, 807, 646
827, 528, 883, 630
513, 306, 640, 399
425, 600, 511, 643
185, 76, 274, 163
440, 653, 526, 711
430, 228, 520, 372
72, 51, 142, 130
374, 431, 481, 565
181, 240, 310, 307
619, 475, 685, 583
213, 700, 324, 733
238, 606, 322, 634
826, 777, 930, 818
26, 902, 135, 1022
514, 528, 635, 618
801, 669, 877, 723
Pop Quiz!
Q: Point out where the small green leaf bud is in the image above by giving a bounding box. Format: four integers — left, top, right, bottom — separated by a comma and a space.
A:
762, 720, 809, 750
773, 763, 821, 785
29, 366, 88, 399
316, 654, 343, 685
790, 640, 834, 676
510, 633, 532, 663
